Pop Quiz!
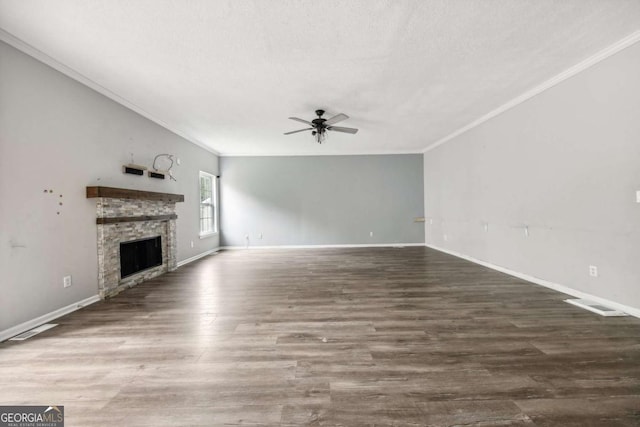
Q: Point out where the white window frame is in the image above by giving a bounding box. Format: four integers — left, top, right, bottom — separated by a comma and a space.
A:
199, 171, 218, 237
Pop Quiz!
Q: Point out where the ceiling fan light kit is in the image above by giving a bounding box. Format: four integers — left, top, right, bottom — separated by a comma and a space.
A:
285, 109, 358, 144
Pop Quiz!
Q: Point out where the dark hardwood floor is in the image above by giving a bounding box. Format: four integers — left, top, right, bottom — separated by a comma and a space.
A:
1, 247, 639, 426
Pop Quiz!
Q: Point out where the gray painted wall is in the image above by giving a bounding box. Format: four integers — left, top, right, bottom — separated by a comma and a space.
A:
0, 41, 219, 332
423, 41, 640, 310
220, 155, 424, 247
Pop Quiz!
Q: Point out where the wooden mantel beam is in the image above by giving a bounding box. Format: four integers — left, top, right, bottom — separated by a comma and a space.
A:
86, 186, 185, 202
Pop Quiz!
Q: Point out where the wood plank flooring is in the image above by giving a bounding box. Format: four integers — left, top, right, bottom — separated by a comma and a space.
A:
1, 247, 639, 426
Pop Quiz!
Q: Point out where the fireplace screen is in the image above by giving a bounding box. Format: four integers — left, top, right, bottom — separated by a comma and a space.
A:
120, 236, 162, 278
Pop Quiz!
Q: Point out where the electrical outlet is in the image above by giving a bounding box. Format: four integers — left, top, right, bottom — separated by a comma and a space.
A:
369, 231, 374, 237
63, 275, 72, 288
524, 226, 529, 237
589, 265, 598, 277
636, 190, 640, 203
259, 233, 263, 239
190, 240, 194, 248
443, 234, 448, 241
483, 223, 489, 232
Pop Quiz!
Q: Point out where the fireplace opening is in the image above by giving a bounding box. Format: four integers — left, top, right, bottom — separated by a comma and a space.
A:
120, 236, 162, 278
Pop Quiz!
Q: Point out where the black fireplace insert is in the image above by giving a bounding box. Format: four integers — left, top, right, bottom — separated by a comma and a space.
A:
120, 236, 162, 278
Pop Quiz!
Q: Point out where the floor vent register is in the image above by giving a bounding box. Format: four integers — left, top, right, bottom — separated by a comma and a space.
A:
565, 299, 627, 317
9, 323, 58, 341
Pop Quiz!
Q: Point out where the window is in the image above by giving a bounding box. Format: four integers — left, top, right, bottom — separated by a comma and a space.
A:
199, 171, 217, 236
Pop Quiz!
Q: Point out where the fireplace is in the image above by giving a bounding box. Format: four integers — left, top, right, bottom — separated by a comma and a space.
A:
120, 236, 163, 278
87, 186, 184, 298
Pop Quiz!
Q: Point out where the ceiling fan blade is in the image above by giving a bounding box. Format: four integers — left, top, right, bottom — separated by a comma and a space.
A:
284, 128, 313, 135
323, 113, 349, 126
288, 117, 313, 126
328, 126, 358, 134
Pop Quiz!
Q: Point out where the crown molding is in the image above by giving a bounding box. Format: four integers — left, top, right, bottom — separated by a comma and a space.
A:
5, 26, 638, 159
0, 29, 219, 157
423, 30, 640, 154
218, 150, 422, 157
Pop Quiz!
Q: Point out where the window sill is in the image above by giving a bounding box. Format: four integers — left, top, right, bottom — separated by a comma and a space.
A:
199, 232, 218, 240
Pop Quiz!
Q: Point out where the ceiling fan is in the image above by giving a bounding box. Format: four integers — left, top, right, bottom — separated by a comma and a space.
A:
284, 109, 358, 144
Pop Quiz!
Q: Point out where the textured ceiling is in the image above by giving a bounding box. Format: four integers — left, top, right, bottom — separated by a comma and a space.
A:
1, 0, 639, 155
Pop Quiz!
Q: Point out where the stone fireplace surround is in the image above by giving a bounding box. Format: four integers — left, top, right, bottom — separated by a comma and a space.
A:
86, 186, 184, 298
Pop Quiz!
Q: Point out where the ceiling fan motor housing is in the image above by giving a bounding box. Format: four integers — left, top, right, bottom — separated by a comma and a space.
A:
312, 110, 327, 129
312, 118, 326, 128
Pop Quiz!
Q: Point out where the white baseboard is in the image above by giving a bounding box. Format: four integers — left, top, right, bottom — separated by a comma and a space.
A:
176, 248, 220, 268
220, 243, 425, 250
0, 295, 101, 342
425, 244, 640, 319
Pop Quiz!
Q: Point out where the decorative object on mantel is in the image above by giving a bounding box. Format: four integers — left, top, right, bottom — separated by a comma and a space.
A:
151, 153, 177, 181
